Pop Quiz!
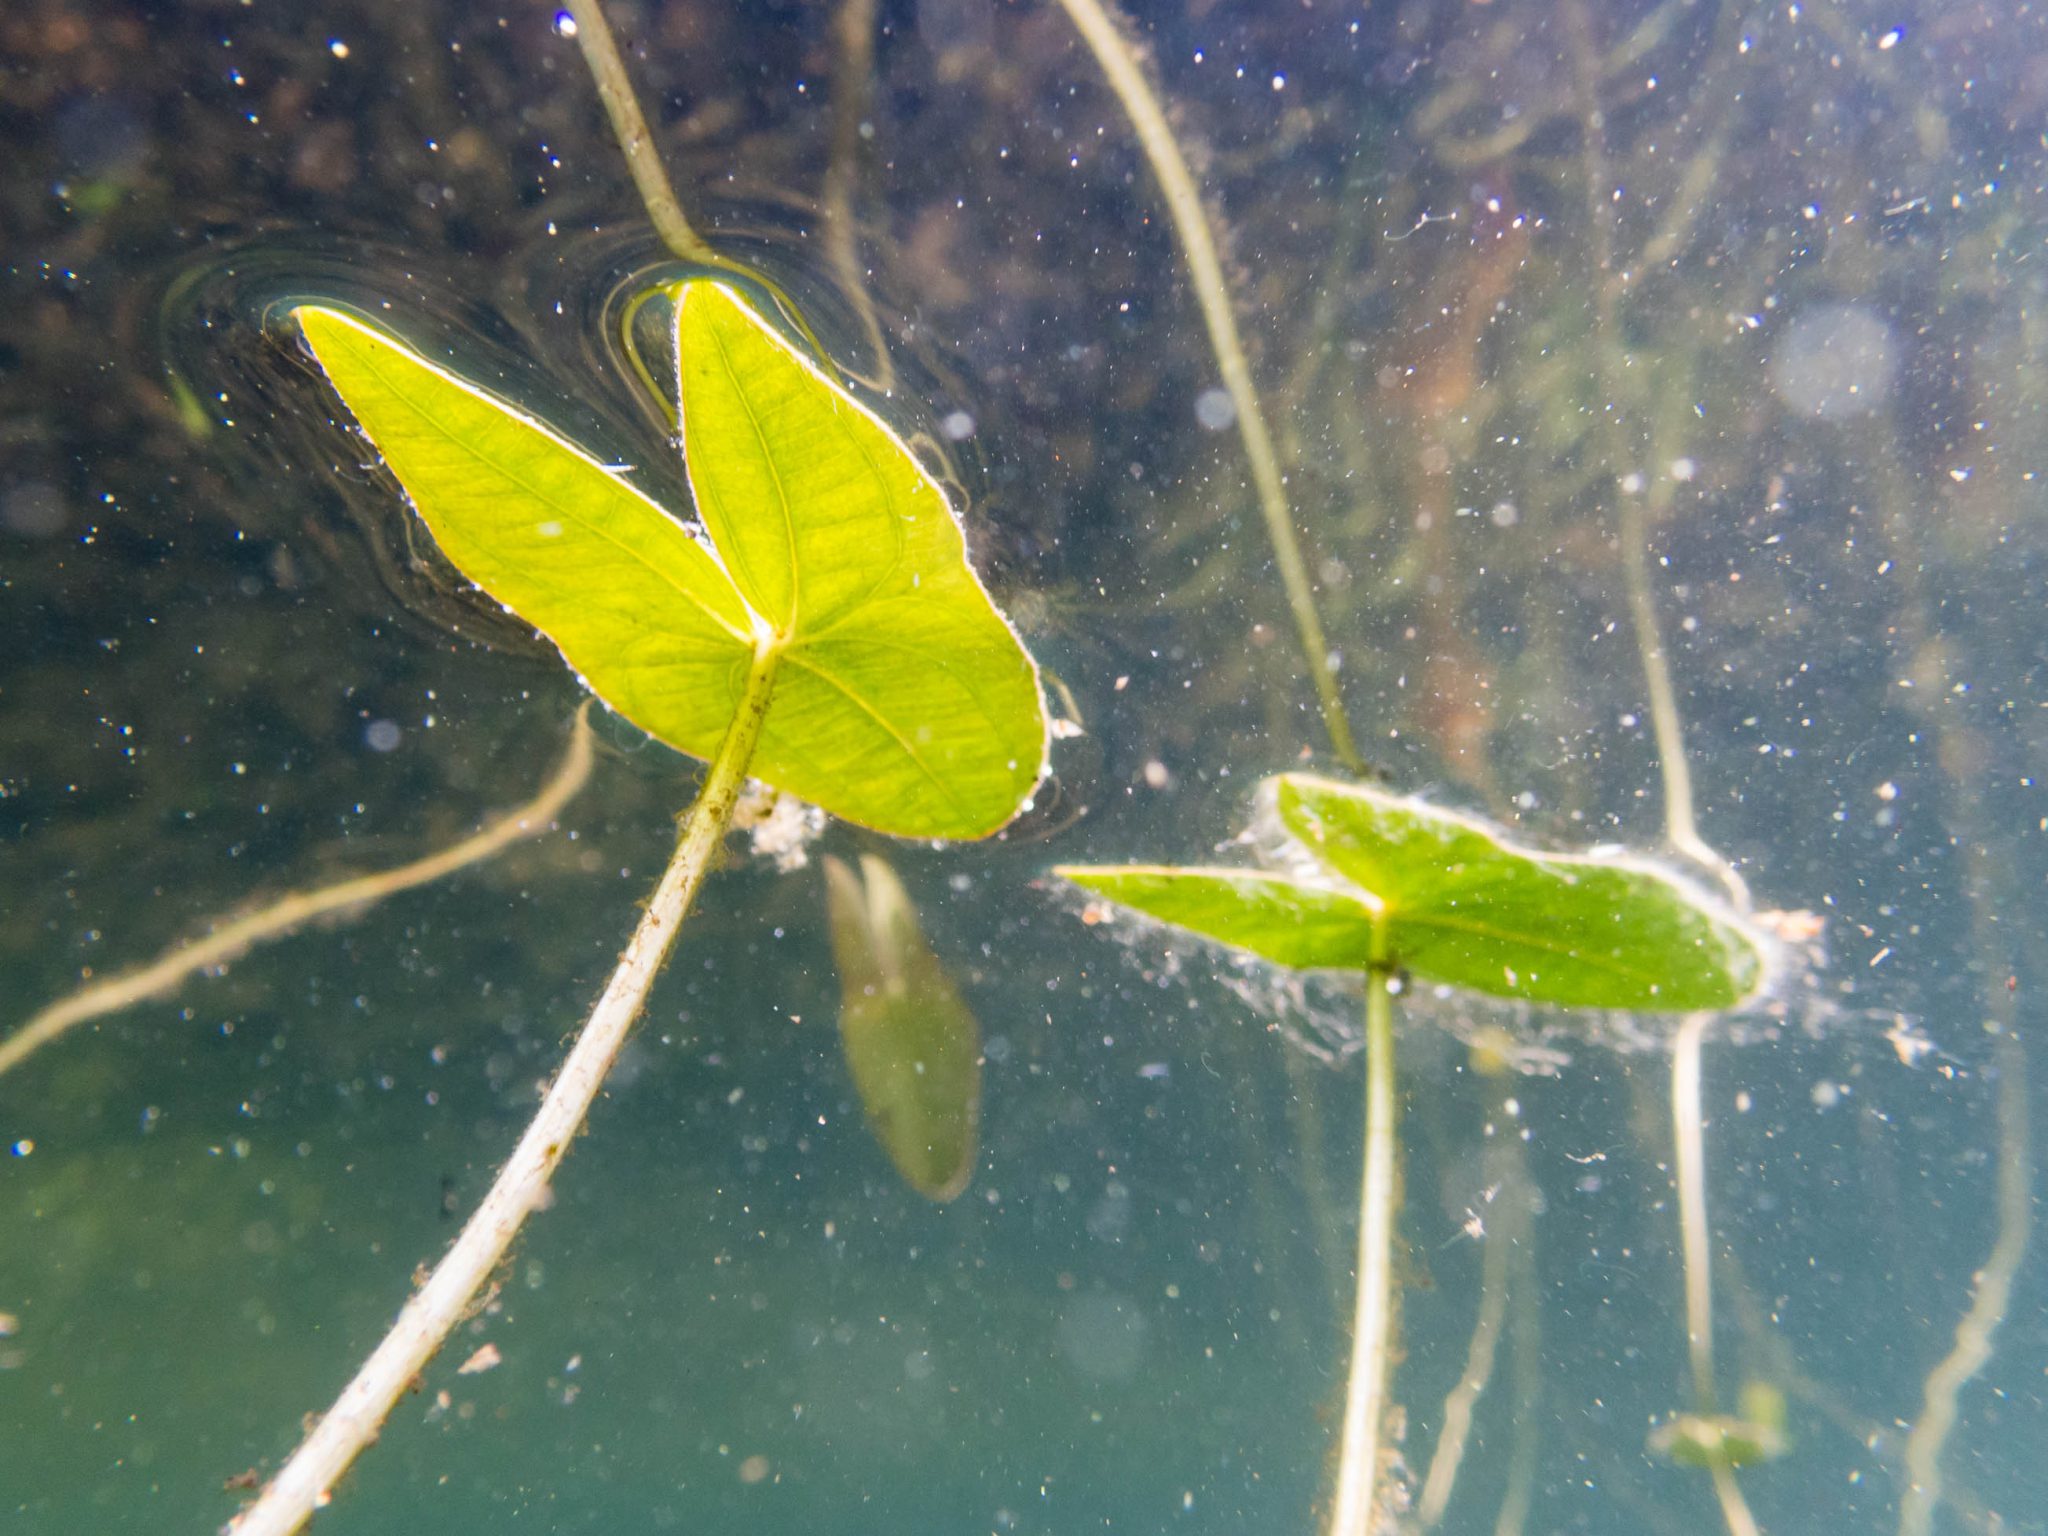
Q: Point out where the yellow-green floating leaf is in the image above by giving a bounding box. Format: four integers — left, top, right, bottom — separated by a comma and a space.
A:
295, 306, 755, 760
823, 853, 980, 1201
294, 290, 1046, 841
674, 282, 1047, 839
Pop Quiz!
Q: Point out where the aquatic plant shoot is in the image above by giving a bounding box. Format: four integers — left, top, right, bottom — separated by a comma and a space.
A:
228, 282, 1047, 1535
1061, 774, 1768, 1536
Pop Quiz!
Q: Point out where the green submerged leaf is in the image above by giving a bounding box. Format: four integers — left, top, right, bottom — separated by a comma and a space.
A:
294, 290, 1045, 840
1273, 775, 1765, 1010
823, 854, 980, 1202
1058, 777, 1766, 1013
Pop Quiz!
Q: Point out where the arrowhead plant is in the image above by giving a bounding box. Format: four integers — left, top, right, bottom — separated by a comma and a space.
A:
1059, 773, 1768, 1536
236, 283, 1046, 1536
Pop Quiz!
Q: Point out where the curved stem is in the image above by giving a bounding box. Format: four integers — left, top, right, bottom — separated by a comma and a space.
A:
561, 0, 716, 264
1051, 0, 1363, 773
1329, 962, 1399, 1536
1417, 1094, 1525, 1527
1864, 415, 2037, 1536
1494, 1232, 1541, 1536
227, 644, 781, 1536
1, 707, 595, 1086
1563, 0, 1744, 908
821, 0, 895, 393
1709, 1460, 1764, 1536
566, 1, 832, 374
1674, 1011, 1772, 1536
1897, 1027, 2030, 1536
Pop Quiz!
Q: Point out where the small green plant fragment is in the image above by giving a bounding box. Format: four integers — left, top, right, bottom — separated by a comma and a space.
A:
1650, 1381, 1789, 1470
294, 289, 1045, 840
823, 853, 981, 1202
1271, 775, 1763, 1009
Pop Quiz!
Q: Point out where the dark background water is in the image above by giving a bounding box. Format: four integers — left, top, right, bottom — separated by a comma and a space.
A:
2, 1, 2043, 1532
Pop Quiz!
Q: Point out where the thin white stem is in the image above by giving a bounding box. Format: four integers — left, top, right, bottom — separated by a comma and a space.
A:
820, 0, 895, 393
1564, 0, 1745, 909
1675, 1013, 1772, 1536
227, 645, 780, 1536
1329, 966, 1398, 1536
1492, 1232, 1541, 1536
1051, 0, 1362, 773
1416, 1125, 1520, 1527
1617, 484, 1748, 909
1709, 1460, 1764, 1536
1671, 1011, 1716, 1413
1897, 1030, 2031, 1536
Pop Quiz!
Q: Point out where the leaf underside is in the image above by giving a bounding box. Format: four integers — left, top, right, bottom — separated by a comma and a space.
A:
295, 288, 1046, 840
1060, 777, 1767, 1013
1273, 775, 1765, 1010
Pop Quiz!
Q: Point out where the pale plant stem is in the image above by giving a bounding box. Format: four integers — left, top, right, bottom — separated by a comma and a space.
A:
1617, 491, 1748, 908
1618, 352, 1750, 903
1416, 1120, 1521, 1527
566, 0, 828, 376
1493, 1234, 1541, 1536
561, 0, 716, 264
1329, 962, 1398, 1536
227, 645, 780, 1536
1709, 1460, 1764, 1536
1563, 0, 1744, 909
1566, 11, 1762, 1525
1866, 423, 2036, 1536
1051, 0, 1362, 773
1676, 1010, 1772, 1536
0, 708, 595, 1086
1895, 1018, 2030, 1536
1671, 1011, 1717, 1411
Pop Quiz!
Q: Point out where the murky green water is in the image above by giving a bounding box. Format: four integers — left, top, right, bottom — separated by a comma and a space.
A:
3, 2, 2043, 1532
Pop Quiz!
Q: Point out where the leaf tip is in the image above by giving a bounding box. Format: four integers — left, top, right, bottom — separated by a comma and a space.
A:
671, 277, 748, 328
289, 301, 345, 334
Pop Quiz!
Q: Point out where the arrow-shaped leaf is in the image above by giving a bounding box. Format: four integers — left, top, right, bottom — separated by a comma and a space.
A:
295, 287, 1047, 840
1058, 778, 1766, 1013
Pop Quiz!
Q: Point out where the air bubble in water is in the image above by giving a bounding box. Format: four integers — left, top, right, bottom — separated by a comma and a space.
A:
1193, 387, 1235, 431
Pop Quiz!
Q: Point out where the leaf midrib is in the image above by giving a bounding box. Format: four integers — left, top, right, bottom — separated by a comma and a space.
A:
704, 306, 801, 635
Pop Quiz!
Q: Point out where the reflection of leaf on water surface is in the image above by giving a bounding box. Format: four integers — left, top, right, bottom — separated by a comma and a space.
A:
824, 853, 981, 1202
